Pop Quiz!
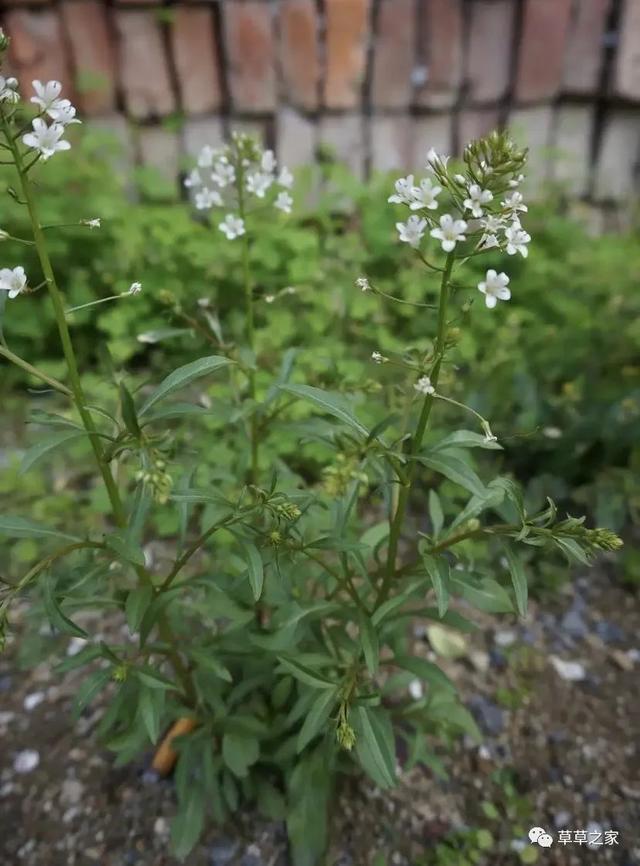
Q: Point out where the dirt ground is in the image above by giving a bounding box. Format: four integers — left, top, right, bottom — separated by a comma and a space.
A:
1, 562, 638, 866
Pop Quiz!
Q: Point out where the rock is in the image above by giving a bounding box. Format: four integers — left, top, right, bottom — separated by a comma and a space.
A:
494, 629, 516, 647
23, 691, 46, 712
0, 675, 12, 692
408, 679, 424, 700
594, 620, 625, 643
467, 695, 505, 736
153, 817, 169, 837
210, 838, 239, 865
61, 778, 84, 806
469, 650, 490, 674
561, 607, 588, 639
610, 649, 635, 671
549, 656, 586, 682
488, 649, 507, 670
554, 810, 572, 827
13, 749, 40, 774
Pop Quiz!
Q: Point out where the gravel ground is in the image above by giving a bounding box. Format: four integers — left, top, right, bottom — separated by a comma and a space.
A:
1, 564, 638, 866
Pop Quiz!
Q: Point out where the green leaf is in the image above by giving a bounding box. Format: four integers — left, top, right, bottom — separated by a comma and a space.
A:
42, 573, 88, 638
135, 666, 176, 690
433, 429, 503, 451
0, 515, 81, 542
105, 531, 146, 567
20, 429, 87, 475
421, 553, 450, 618
119, 381, 141, 437
277, 656, 336, 689
287, 747, 331, 866
189, 647, 232, 682
504, 544, 528, 617
353, 706, 396, 789
428, 490, 444, 538
417, 452, 487, 499
125, 585, 153, 633
139, 355, 233, 417
297, 688, 338, 752
222, 731, 260, 778
73, 668, 112, 716
244, 542, 264, 600
139, 686, 162, 743
171, 784, 205, 861
358, 613, 380, 676
393, 655, 455, 691
449, 574, 514, 613
279, 383, 369, 437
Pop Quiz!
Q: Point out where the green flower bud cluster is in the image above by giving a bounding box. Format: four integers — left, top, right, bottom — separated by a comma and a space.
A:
322, 454, 368, 498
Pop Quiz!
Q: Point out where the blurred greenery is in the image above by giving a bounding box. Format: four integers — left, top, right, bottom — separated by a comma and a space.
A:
1, 128, 639, 574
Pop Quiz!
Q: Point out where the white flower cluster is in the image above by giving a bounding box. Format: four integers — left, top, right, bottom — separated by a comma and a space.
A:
21, 80, 80, 160
185, 133, 294, 241
389, 141, 531, 309
0, 265, 27, 299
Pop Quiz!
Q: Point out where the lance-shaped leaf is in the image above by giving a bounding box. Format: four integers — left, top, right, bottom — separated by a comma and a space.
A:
504, 543, 528, 617
20, 429, 87, 475
353, 706, 396, 789
297, 687, 339, 752
244, 542, 264, 600
277, 656, 336, 689
139, 355, 233, 417
417, 452, 487, 499
0, 515, 81, 542
278, 383, 369, 437
421, 553, 450, 618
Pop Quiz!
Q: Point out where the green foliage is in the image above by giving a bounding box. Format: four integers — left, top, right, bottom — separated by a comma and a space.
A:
0, 80, 628, 866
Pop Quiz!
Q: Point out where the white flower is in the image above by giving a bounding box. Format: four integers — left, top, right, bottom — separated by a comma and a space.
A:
183, 168, 201, 189
409, 679, 424, 700
453, 173, 466, 185
219, 214, 245, 240
371, 351, 387, 364
504, 221, 531, 257
463, 184, 493, 218
481, 214, 503, 233
410, 177, 442, 211
509, 173, 525, 188
194, 187, 222, 210
0, 266, 27, 298
246, 171, 273, 198
426, 147, 449, 171
479, 233, 500, 250
477, 269, 510, 309
278, 166, 293, 189
265, 294, 275, 304
430, 213, 468, 252
396, 215, 427, 248
275, 191, 293, 214
261, 149, 277, 173
22, 118, 70, 160
128, 282, 142, 295
388, 174, 415, 205
31, 80, 65, 113
502, 191, 527, 214
0, 75, 19, 104
197, 145, 217, 168
211, 160, 235, 187
47, 99, 81, 126
81, 218, 101, 229
356, 276, 370, 292
414, 375, 435, 396
14, 749, 40, 774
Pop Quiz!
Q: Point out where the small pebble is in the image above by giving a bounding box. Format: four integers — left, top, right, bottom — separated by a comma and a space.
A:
23, 691, 46, 712
549, 656, 586, 682
494, 629, 516, 648
14, 749, 40, 774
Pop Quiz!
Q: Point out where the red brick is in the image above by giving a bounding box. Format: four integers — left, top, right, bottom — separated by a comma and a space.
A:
615, 0, 640, 100
415, 0, 464, 109
5, 9, 75, 100
279, 0, 319, 110
371, 0, 415, 109
515, 0, 573, 103
115, 11, 175, 120
467, 0, 515, 104
60, 1, 115, 115
323, 0, 370, 109
563, 0, 609, 93
224, 1, 276, 112
170, 7, 221, 114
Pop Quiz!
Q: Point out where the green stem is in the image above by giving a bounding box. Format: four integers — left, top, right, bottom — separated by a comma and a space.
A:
0, 343, 72, 396
376, 252, 455, 607
4, 119, 195, 706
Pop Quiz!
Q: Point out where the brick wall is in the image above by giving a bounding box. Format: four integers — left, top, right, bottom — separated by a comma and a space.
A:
1, 0, 639, 201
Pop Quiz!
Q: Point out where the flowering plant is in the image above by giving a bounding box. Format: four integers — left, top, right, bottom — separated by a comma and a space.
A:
0, 35, 621, 865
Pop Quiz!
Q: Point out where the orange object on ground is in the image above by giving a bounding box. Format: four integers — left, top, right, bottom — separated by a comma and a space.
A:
151, 716, 198, 776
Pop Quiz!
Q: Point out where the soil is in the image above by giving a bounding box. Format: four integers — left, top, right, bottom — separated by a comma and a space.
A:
1, 564, 638, 866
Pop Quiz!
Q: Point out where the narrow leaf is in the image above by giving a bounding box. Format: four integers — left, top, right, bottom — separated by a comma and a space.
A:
504, 545, 528, 617
417, 452, 487, 499
0, 515, 81, 542
277, 656, 336, 689
297, 688, 338, 752
279, 383, 369, 437
139, 355, 232, 417
244, 543, 264, 601
353, 706, 396, 789
20, 429, 87, 475
421, 553, 450, 618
